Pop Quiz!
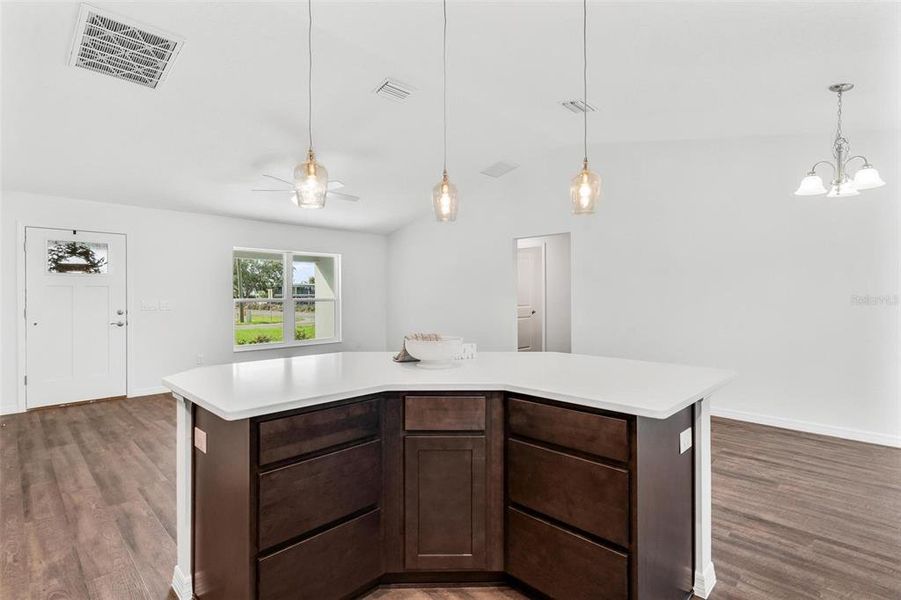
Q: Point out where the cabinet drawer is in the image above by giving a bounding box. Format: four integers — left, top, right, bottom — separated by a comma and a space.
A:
405, 395, 486, 431
258, 399, 380, 465
507, 439, 629, 547
506, 507, 627, 600
507, 397, 629, 462
258, 440, 381, 550
258, 509, 382, 600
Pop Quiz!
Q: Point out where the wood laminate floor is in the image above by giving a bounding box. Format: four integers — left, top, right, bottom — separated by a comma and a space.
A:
1, 395, 899, 599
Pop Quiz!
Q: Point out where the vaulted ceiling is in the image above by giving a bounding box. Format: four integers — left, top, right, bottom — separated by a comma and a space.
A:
3, 1, 899, 233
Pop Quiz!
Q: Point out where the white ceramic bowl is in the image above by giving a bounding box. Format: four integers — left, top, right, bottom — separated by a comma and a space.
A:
404, 336, 463, 367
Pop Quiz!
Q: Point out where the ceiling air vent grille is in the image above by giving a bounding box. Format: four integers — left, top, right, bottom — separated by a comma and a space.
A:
561, 100, 597, 113
374, 78, 414, 102
480, 161, 519, 178
68, 4, 184, 89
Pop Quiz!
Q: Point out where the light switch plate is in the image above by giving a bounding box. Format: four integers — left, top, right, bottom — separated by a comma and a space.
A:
679, 427, 693, 454
194, 427, 207, 454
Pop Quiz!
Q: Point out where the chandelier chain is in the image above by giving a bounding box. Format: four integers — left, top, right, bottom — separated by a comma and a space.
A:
834, 89, 843, 144
308, 0, 313, 152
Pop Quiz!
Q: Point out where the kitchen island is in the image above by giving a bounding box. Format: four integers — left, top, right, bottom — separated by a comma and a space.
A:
163, 352, 735, 600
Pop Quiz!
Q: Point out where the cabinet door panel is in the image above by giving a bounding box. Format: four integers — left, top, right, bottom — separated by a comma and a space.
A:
258, 509, 382, 600
258, 398, 380, 465
506, 507, 628, 600
258, 440, 381, 550
404, 396, 486, 431
507, 397, 629, 462
507, 438, 629, 547
404, 436, 486, 570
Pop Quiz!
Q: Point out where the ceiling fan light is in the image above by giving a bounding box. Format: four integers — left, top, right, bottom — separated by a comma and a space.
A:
293, 150, 329, 209
794, 174, 827, 196
852, 166, 885, 190
432, 171, 458, 222
826, 178, 859, 198
570, 162, 601, 214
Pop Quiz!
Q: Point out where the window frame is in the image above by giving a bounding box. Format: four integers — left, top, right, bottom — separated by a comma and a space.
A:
232, 247, 342, 352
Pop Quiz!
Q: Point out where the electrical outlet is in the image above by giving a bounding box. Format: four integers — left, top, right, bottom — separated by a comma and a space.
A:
679, 428, 693, 454
193, 427, 207, 453
196, 354, 204, 366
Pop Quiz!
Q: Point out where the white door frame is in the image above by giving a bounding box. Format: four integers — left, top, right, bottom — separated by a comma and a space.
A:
16, 222, 130, 413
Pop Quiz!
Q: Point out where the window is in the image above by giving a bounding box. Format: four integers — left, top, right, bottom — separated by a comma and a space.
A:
47, 240, 109, 274
233, 248, 341, 350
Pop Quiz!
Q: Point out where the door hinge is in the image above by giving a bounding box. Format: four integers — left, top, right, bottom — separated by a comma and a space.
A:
24, 375, 27, 386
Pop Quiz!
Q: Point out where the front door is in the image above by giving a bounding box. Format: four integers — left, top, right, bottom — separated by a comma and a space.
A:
25, 228, 127, 408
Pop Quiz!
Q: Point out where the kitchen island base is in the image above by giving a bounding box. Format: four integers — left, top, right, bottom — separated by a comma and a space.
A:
188, 392, 697, 600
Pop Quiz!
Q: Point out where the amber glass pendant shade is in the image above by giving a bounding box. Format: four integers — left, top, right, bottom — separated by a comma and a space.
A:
432, 171, 458, 222
293, 150, 329, 209
570, 160, 601, 214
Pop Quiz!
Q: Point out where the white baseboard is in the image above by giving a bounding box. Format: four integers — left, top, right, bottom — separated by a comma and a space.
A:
711, 407, 901, 448
693, 561, 717, 598
127, 385, 170, 398
171, 565, 193, 600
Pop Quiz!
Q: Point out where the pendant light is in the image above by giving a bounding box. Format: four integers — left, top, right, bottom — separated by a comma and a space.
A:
794, 83, 886, 198
293, 0, 328, 209
432, 0, 458, 222
570, 0, 601, 215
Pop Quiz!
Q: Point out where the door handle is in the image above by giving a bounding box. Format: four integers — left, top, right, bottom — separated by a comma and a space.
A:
110, 321, 125, 327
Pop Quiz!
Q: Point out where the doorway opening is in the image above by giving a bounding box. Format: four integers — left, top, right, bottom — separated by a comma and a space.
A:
22, 227, 128, 410
514, 233, 571, 353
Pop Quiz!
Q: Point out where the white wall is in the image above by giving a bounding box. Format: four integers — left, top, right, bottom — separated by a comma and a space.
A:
517, 234, 572, 353
1, 191, 388, 414
387, 132, 900, 446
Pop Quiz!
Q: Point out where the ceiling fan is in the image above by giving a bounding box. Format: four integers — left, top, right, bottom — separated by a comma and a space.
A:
252, 174, 360, 203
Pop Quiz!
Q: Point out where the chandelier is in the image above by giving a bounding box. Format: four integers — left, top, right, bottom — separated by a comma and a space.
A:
794, 83, 885, 198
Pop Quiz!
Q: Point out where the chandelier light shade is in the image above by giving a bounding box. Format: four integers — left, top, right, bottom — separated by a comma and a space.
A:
570, 0, 601, 215
826, 179, 859, 198
794, 83, 886, 198
432, 0, 457, 222
293, 0, 328, 209
852, 166, 886, 190
794, 173, 828, 196
293, 149, 329, 208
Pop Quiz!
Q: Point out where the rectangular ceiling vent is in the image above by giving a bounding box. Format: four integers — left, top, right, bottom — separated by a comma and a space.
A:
480, 161, 519, 178
374, 78, 414, 102
561, 100, 597, 113
67, 4, 184, 89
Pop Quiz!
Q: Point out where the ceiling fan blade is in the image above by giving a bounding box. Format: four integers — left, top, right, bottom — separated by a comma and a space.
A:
262, 173, 294, 186
252, 188, 293, 192
329, 191, 360, 202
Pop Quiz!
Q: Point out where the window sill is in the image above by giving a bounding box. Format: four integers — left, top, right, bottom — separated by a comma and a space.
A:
233, 338, 343, 353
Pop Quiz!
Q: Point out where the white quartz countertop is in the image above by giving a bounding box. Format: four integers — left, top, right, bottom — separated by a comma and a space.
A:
162, 352, 735, 421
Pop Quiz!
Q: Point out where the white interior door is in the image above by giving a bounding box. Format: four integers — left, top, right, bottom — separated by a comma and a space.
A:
516, 244, 544, 352
25, 228, 127, 408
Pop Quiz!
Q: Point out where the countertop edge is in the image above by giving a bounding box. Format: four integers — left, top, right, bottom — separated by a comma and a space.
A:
161, 370, 737, 422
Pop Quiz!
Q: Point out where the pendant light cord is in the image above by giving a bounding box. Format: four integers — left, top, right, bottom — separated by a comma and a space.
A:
443, 0, 448, 174
308, 0, 314, 153
582, 0, 588, 164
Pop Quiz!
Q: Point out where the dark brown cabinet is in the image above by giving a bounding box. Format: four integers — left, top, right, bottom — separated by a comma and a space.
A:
191, 391, 694, 600
404, 435, 487, 570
